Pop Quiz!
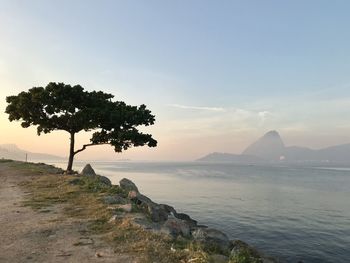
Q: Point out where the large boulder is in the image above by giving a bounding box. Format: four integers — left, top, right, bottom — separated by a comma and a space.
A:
161, 217, 191, 237
147, 204, 169, 222
98, 175, 112, 186
159, 204, 177, 215
130, 193, 170, 222
192, 228, 231, 253
174, 212, 197, 228
130, 193, 154, 208
119, 178, 139, 193
129, 213, 162, 233
81, 164, 96, 176
124, 181, 197, 224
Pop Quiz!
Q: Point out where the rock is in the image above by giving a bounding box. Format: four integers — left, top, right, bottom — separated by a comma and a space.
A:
130, 213, 162, 233
130, 193, 170, 222
147, 204, 169, 222
103, 195, 128, 205
192, 228, 231, 253
81, 164, 96, 176
174, 212, 197, 228
209, 254, 229, 263
131, 193, 154, 206
159, 204, 177, 215
161, 217, 191, 237
80, 164, 111, 186
127, 186, 196, 225
119, 178, 139, 192
98, 175, 112, 186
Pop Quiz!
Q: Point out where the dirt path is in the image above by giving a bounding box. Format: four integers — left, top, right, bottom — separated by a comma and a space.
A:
0, 163, 134, 263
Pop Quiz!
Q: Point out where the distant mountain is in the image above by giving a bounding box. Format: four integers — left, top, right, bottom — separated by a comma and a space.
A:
0, 144, 65, 161
197, 131, 350, 164
197, 152, 263, 163
313, 144, 350, 163
243, 131, 350, 163
242, 130, 285, 160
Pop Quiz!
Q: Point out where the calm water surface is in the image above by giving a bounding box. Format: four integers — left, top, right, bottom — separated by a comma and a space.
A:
52, 161, 350, 263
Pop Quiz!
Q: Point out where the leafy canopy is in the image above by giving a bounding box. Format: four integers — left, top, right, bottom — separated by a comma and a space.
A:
5, 82, 157, 152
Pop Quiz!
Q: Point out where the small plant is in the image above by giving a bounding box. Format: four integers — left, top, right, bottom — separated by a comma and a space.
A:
229, 249, 262, 263
107, 185, 128, 196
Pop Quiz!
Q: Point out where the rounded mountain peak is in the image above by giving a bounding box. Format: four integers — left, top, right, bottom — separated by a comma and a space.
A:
263, 130, 281, 138
242, 130, 285, 160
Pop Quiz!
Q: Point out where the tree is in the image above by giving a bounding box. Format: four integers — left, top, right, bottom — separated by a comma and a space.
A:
5, 82, 157, 172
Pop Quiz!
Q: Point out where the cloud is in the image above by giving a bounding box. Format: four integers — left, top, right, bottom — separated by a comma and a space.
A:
160, 104, 273, 138
166, 104, 272, 126
258, 110, 271, 123
167, 104, 226, 112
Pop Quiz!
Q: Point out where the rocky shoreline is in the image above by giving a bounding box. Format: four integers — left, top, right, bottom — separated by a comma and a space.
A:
76, 164, 283, 263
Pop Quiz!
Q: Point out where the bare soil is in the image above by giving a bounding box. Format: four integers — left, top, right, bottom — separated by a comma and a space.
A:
0, 162, 136, 263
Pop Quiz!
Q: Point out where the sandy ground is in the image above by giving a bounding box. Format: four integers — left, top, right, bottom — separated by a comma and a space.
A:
0, 163, 135, 263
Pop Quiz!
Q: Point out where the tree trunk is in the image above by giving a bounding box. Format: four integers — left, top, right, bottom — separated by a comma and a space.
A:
66, 132, 75, 173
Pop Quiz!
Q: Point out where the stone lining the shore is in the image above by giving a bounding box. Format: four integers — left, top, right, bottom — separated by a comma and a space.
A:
79, 163, 282, 263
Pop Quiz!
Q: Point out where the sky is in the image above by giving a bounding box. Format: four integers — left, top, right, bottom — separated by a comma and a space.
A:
1, 0, 350, 161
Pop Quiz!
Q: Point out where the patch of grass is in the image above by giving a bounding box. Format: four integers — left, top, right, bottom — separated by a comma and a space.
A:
9, 161, 64, 175
20, 175, 73, 209
130, 203, 141, 213
109, 219, 182, 262
107, 185, 128, 196
104, 218, 211, 263
229, 241, 263, 263
80, 176, 111, 193
229, 250, 262, 263
0, 159, 14, 163
88, 217, 114, 234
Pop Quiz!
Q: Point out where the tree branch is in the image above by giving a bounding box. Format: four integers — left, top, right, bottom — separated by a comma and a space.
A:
73, 143, 110, 155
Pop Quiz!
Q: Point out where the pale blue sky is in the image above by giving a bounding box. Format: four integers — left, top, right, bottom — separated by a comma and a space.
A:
1, 1, 350, 160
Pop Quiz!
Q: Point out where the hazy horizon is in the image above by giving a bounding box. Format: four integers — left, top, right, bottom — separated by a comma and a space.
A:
1, 129, 350, 162
1, 1, 350, 161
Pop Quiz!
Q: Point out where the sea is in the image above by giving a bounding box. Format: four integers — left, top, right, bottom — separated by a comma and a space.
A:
50, 161, 350, 263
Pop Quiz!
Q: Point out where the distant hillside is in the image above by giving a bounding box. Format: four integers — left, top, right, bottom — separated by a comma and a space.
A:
242, 130, 285, 160
197, 131, 350, 164
312, 144, 350, 163
0, 144, 65, 161
242, 131, 350, 163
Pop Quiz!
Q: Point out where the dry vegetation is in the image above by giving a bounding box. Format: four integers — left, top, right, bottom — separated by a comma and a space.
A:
9, 161, 214, 263
0, 160, 267, 263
